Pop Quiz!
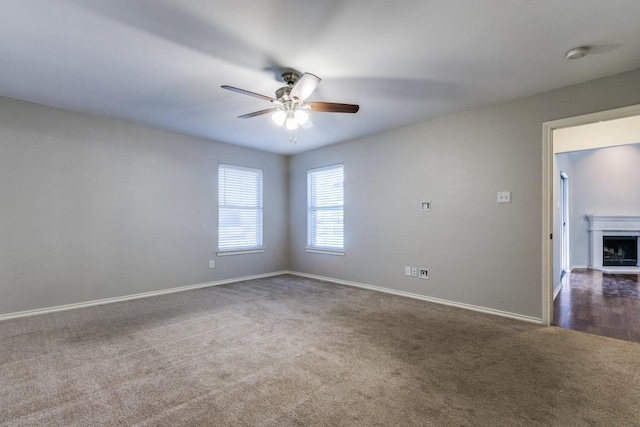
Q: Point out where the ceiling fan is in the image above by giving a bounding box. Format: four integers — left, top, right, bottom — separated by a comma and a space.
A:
221, 69, 359, 132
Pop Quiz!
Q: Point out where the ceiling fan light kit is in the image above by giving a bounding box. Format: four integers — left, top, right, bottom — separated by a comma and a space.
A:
294, 109, 309, 125
286, 116, 298, 130
222, 69, 359, 142
272, 110, 287, 126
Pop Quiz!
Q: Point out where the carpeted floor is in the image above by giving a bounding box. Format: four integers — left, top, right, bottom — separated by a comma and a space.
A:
1, 275, 639, 426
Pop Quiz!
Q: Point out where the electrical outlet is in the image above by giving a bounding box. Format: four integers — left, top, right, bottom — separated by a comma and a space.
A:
419, 268, 429, 279
497, 191, 511, 204
209, 260, 215, 269
411, 267, 418, 277
404, 266, 411, 276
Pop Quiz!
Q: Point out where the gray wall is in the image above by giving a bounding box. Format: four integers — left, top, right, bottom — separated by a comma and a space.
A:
289, 68, 640, 320
3, 70, 640, 320
564, 144, 640, 267
0, 97, 288, 315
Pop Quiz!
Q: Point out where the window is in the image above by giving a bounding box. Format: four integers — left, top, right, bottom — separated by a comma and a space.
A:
307, 164, 344, 253
218, 164, 263, 254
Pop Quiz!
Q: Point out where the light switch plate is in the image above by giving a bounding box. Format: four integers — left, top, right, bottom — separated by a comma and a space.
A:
497, 191, 511, 204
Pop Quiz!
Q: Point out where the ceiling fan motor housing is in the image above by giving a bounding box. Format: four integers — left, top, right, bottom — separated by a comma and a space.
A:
275, 86, 293, 102
280, 70, 301, 86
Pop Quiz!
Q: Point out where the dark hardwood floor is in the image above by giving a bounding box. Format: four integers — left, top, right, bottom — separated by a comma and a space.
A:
553, 268, 640, 343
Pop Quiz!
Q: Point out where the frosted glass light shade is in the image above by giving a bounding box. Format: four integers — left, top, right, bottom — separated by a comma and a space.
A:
286, 116, 299, 130
294, 109, 309, 125
272, 110, 286, 126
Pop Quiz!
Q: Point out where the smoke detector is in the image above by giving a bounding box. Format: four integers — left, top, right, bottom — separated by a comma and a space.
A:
565, 46, 589, 60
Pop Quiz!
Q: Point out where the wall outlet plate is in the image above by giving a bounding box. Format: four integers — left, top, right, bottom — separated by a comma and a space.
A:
209, 260, 215, 269
411, 267, 418, 277
419, 268, 429, 279
404, 266, 411, 276
421, 201, 431, 211
497, 191, 511, 204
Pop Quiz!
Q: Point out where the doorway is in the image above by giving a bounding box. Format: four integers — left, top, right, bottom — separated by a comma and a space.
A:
551, 140, 640, 343
541, 104, 640, 326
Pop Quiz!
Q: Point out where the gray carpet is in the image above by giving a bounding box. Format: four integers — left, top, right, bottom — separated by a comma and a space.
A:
1, 275, 639, 426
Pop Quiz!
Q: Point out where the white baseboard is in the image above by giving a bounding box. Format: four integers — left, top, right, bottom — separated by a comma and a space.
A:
288, 271, 543, 324
571, 265, 588, 271
1, 270, 543, 325
553, 281, 563, 300
0, 271, 288, 322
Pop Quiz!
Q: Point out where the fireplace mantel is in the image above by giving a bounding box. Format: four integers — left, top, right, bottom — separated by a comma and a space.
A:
587, 214, 640, 272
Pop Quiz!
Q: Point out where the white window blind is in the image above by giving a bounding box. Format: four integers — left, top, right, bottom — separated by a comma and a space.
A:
218, 164, 263, 252
307, 164, 344, 250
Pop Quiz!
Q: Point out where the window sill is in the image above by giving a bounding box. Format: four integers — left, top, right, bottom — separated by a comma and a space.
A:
217, 248, 265, 256
305, 247, 345, 256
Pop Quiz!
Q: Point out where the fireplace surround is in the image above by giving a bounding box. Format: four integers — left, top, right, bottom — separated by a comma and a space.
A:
587, 215, 640, 273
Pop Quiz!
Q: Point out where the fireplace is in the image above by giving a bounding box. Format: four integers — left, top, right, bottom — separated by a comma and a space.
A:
587, 215, 640, 272
603, 236, 638, 266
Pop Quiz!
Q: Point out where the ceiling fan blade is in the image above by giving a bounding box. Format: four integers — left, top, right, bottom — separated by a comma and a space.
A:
290, 73, 321, 101
221, 85, 277, 103
306, 102, 360, 113
238, 108, 279, 119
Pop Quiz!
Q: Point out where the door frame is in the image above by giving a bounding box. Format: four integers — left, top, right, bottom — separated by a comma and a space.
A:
541, 104, 640, 325
560, 171, 569, 276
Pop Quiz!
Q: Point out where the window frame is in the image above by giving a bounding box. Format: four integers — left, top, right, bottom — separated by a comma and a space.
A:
217, 163, 264, 256
306, 163, 345, 256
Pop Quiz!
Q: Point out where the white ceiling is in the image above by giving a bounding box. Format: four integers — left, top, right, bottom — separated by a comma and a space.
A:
1, 1, 640, 155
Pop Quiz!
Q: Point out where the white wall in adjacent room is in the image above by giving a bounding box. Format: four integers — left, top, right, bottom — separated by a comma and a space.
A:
553, 153, 573, 287
562, 144, 640, 268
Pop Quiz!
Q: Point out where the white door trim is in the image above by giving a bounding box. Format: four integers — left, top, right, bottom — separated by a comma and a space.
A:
541, 104, 640, 325
560, 172, 569, 275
